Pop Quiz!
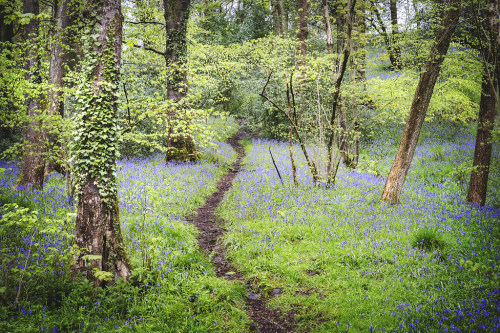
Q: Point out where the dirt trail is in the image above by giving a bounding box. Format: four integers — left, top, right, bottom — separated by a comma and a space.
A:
188, 131, 295, 332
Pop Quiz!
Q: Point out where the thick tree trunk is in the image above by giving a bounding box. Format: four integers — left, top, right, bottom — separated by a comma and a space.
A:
389, 0, 402, 69
296, 0, 308, 67
73, 0, 131, 286
19, 0, 45, 189
163, 0, 198, 162
466, 0, 499, 207
323, 0, 334, 54
381, 0, 462, 204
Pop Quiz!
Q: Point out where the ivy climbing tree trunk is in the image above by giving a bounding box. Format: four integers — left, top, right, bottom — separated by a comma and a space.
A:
73, 0, 131, 286
20, 0, 46, 189
381, 0, 462, 204
163, 0, 198, 162
466, 0, 499, 207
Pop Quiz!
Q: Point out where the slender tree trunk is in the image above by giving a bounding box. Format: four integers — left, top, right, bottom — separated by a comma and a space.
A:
466, 0, 499, 206
381, 0, 462, 204
335, 1, 346, 55
323, 0, 334, 54
467, 74, 497, 206
73, 0, 131, 286
45, 0, 69, 176
164, 0, 190, 101
326, 0, 357, 181
48, 0, 68, 118
390, 0, 402, 69
369, 0, 399, 69
0, 2, 14, 43
355, 2, 367, 82
281, 0, 288, 35
163, 0, 198, 162
296, 0, 308, 68
19, 0, 45, 189
272, 0, 284, 36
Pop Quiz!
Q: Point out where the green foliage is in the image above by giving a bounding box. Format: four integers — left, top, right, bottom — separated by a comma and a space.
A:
0, 203, 74, 306
410, 227, 446, 251
71, 28, 121, 203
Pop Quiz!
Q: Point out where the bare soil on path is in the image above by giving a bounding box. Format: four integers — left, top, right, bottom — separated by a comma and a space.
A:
188, 131, 296, 332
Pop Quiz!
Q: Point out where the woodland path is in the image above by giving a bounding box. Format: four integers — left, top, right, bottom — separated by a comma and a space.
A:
188, 131, 295, 332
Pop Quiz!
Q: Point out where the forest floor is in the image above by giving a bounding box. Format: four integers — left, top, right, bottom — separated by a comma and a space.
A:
188, 131, 296, 332
1, 120, 499, 332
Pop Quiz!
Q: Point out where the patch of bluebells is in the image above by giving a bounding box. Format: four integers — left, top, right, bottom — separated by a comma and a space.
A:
0, 144, 239, 330
219, 124, 499, 331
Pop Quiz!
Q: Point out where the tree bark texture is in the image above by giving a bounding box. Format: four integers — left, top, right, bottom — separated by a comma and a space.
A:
163, 0, 198, 162
323, 0, 334, 54
0, 2, 14, 43
45, 0, 69, 176
48, 0, 69, 118
20, 0, 46, 189
327, 0, 357, 180
381, 0, 462, 204
355, 1, 367, 82
296, 0, 308, 67
164, 0, 190, 101
389, 0, 402, 69
466, 0, 499, 206
272, 0, 285, 36
335, 1, 346, 55
74, 0, 131, 285
369, 0, 400, 70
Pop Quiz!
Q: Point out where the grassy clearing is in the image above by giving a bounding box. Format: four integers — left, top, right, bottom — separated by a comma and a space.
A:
0, 118, 251, 332
218, 123, 500, 332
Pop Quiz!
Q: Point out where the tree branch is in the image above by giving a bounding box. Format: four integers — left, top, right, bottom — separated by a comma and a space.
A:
126, 20, 166, 27
122, 40, 166, 56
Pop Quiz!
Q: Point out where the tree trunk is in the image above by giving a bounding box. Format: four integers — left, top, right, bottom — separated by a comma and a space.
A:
355, 1, 367, 82
369, 0, 399, 70
335, 1, 346, 55
45, 0, 69, 176
389, 0, 402, 69
466, 0, 499, 207
323, 0, 334, 54
19, 0, 45, 189
0, 2, 14, 43
381, 0, 462, 204
164, 0, 190, 101
48, 0, 68, 118
163, 0, 198, 162
326, 0, 357, 180
272, 0, 284, 36
73, 0, 131, 286
296, 0, 308, 67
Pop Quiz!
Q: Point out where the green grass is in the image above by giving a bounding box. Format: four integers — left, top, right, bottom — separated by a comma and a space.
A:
217, 132, 499, 332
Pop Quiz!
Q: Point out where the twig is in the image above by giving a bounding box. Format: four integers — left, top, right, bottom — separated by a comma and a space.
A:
269, 147, 283, 184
